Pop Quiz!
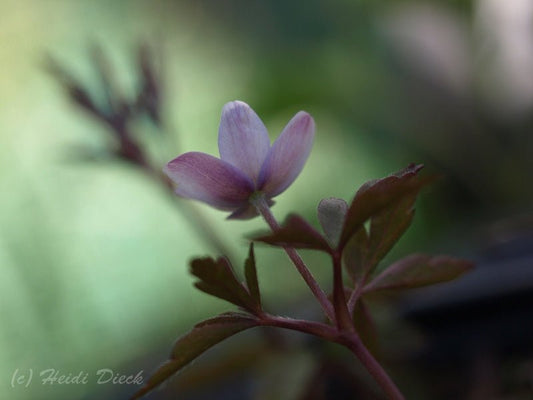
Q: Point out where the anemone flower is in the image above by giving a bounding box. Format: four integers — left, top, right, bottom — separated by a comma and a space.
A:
164, 100, 315, 219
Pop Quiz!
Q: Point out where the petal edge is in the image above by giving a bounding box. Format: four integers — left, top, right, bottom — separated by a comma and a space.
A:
218, 101, 271, 183
258, 111, 315, 197
164, 152, 254, 209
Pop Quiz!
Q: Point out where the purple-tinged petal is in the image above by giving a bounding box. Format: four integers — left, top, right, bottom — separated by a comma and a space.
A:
258, 111, 315, 197
218, 101, 271, 183
164, 152, 254, 209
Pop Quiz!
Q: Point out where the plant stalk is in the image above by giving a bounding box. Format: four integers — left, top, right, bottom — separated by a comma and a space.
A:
332, 252, 355, 331
260, 314, 404, 400
252, 196, 404, 400
251, 195, 335, 323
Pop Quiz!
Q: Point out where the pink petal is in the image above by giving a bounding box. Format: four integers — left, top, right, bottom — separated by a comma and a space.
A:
258, 111, 315, 197
218, 101, 271, 183
164, 152, 254, 209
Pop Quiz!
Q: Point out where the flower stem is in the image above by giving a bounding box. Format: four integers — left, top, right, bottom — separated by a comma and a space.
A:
136, 166, 238, 262
252, 196, 335, 323
251, 197, 404, 399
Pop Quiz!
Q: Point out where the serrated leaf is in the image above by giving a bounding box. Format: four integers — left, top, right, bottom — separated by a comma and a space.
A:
253, 214, 332, 253
131, 313, 258, 399
363, 254, 474, 293
190, 257, 259, 313
193, 281, 243, 307
338, 164, 429, 250
244, 243, 261, 306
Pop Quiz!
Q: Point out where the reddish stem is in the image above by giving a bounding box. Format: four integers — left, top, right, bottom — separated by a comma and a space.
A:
259, 314, 404, 400
332, 252, 355, 331
252, 196, 336, 323
260, 314, 337, 340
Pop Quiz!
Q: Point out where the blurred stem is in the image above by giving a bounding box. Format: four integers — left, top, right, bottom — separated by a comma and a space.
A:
98, 116, 237, 260
142, 165, 237, 262
108, 118, 237, 261
251, 195, 335, 323
49, 51, 236, 261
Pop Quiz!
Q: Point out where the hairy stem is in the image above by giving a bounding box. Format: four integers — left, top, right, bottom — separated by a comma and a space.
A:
251, 196, 335, 323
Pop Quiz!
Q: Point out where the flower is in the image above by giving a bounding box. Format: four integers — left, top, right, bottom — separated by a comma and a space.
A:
164, 100, 315, 219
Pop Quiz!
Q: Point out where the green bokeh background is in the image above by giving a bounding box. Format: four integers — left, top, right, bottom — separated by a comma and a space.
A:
2, 1, 531, 399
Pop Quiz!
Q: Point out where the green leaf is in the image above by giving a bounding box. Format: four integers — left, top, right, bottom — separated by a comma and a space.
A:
338, 164, 430, 250
190, 257, 260, 313
363, 254, 474, 293
244, 243, 261, 306
253, 214, 332, 253
131, 313, 259, 399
